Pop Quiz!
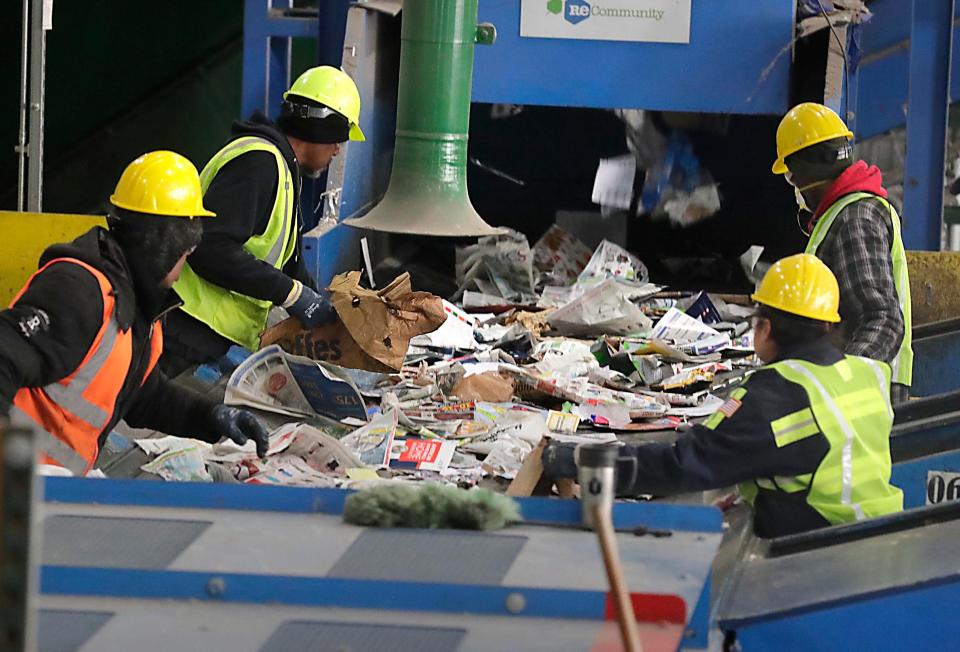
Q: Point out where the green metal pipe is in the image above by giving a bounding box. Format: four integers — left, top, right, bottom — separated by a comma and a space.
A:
345, 0, 502, 237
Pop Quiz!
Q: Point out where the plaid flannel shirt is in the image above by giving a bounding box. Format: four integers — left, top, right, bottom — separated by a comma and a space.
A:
813, 195, 905, 368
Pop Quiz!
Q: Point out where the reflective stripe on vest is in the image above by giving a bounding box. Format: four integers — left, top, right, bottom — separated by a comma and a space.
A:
10, 258, 162, 476
739, 355, 903, 526
173, 136, 297, 351
805, 192, 913, 386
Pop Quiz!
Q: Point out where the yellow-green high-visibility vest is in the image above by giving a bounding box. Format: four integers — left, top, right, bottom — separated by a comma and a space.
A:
739, 355, 903, 526
805, 192, 913, 387
174, 137, 297, 351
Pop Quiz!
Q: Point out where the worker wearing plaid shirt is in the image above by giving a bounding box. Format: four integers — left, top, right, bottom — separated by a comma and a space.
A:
772, 103, 912, 404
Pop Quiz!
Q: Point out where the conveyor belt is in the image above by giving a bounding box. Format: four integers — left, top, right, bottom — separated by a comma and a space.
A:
715, 502, 960, 650
35, 478, 723, 652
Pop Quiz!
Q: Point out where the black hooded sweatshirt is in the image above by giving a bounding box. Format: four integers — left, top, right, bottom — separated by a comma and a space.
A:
0, 227, 221, 452
182, 111, 316, 304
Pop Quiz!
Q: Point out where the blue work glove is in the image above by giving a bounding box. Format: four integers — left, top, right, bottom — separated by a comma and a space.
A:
284, 280, 337, 329
208, 405, 269, 458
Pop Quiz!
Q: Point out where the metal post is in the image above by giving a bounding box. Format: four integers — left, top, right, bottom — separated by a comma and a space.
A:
316, 0, 351, 67
1, 423, 39, 652
26, 0, 48, 212
902, 0, 955, 251
267, 0, 293, 120
241, 0, 268, 119
844, 24, 861, 138
17, 0, 30, 212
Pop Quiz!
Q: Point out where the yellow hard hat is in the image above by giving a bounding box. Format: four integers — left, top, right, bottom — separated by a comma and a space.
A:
772, 103, 854, 175
110, 151, 214, 218
751, 253, 841, 323
284, 66, 365, 142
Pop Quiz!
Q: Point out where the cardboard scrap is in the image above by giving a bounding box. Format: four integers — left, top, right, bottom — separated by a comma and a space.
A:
260, 271, 447, 372
451, 372, 515, 402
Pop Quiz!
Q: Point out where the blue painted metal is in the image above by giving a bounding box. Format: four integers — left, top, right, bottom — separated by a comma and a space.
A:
854, 1, 960, 139
684, 573, 711, 650
730, 577, 960, 650
316, 0, 352, 66
41, 566, 622, 621
42, 477, 723, 533
902, 0, 955, 251
303, 8, 399, 288
241, 0, 320, 120
472, 0, 793, 115
891, 449, 960, 509
852, 1, 957, 251
910, 330, 960, 396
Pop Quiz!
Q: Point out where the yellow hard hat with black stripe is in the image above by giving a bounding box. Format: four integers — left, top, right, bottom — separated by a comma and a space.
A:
284, 66, 365, 142
772, 103, 853, 175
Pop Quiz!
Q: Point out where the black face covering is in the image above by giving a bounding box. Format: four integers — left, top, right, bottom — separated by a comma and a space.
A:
784, 137, 853, 183
277, 96, 350, 144
108, 209, 203, 306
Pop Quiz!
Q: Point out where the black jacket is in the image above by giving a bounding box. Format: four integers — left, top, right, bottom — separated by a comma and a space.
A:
623, 337, 846, 538
184, 112, 315, 305
0, 227, 220, 452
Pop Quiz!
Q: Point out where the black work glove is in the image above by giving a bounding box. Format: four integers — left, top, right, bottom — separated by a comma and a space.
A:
542, 441, 640, 496
541, 442, 579, 479
284, 280, 337, 329
207, 405, 269, 458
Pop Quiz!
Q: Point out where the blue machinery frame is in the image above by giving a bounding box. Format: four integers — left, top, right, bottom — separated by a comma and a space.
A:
854, 0, 958, 251
242, 0, 957, 279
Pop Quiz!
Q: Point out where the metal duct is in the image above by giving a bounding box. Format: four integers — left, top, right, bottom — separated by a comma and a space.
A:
345, 0, 503, 237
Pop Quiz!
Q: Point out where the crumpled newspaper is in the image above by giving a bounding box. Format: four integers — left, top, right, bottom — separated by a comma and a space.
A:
578, 240, 649, 287
532, 225, 594, 286
549, 279, 652, 337
454, 229, 538, 305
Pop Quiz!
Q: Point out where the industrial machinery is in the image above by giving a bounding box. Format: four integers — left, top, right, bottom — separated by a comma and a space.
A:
715, 501, 960, 650
33, 478, 721, 651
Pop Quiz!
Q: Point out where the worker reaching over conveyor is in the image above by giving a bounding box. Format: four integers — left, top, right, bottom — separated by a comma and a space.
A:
772, 102, 912, 404
543, 254, 903, 538
0, 152, 269, 476
161, 66, 366, 376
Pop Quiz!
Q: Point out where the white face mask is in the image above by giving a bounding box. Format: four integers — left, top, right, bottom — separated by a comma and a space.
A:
785, 172, 810, 212
793, 185, 809, 212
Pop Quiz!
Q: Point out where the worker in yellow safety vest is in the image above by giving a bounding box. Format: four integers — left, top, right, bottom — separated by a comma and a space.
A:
161, 66, 365, 375
0, 152, 269, 475
772, 102, 912, 404
543, 254, 903, 538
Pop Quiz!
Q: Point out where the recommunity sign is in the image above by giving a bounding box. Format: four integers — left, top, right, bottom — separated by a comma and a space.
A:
590, 7, 665, 20
522, 0, 691, 43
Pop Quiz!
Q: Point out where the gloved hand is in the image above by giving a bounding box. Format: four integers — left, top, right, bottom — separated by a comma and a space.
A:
542, 441, 640, 496
208, 404, 269, 458
284, 280, 337, 329
541, 441, 579, 479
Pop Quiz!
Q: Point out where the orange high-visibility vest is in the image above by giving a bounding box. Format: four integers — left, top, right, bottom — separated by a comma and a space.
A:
9, 258, 162, 476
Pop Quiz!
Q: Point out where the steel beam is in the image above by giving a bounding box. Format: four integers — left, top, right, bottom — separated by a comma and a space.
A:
241, 0, 320, 119
902, 0, 955, 251
26, 0, 47, 212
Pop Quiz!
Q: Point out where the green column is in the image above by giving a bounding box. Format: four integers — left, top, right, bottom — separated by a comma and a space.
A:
346, 0, 501, 237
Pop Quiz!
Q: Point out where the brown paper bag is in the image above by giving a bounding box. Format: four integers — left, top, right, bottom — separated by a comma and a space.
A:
260, 271, 446, 372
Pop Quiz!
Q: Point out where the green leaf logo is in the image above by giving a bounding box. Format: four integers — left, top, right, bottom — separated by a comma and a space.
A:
547, 0, 563, 15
